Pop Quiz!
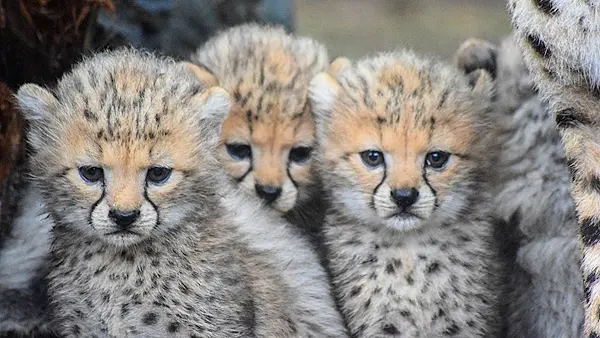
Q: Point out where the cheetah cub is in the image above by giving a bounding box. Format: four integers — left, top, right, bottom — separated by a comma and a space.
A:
188, 25, 347, 337
17, 48, 305, 338
309, 52, 505, 337
188, 24, 329, 239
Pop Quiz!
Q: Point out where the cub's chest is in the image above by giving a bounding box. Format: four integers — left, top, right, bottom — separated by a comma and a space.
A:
52, 246, 252, 337
332, 240, 456, 307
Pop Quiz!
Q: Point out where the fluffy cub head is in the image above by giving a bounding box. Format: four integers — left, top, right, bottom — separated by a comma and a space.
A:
309, 52, 495, 232
17, 49, 231, 248
190, 24, 329, 213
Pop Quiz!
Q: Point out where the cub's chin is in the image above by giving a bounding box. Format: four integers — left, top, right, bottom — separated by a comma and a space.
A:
101, 229, 147, 248
384, 213, 423, 232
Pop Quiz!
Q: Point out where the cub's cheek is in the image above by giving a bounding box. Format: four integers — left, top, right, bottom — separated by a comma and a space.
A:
145, 172, 185, 203
288, 162, 314, 185
424, 162, 462, 200
220, 153, 252, 178
348, 161, 385, 193
68, 171, 104, 202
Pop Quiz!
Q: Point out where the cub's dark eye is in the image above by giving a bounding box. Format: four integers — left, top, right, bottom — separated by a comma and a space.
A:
359, 150, 384, 168
146, 167, 172, 185
78, 166, 104, 183
289, 146, 312, 163
425, 151, 450, 169
226, 143, 252, 160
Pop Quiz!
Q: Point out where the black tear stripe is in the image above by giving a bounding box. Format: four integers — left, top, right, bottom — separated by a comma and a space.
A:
581, 217, 600, 246
286, 164, 299, 189
422, 170, 438, 207
88, 189, 106, 230
236, 164, 253, 184
555, 108, 592, 128
143, 189, 160, 227
370, 163, 387, 211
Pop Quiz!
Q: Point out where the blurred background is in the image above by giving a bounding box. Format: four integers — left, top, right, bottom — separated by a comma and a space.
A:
295, 0, 511, 59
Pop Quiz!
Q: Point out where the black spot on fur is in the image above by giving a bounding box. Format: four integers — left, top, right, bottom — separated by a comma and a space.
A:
350, 285, 362, 297
581, 217, 600, 246
555, 108, 591, 128
179, 282, 190, 295
167, 321, 181, 333
443, 323, 460, 335
566, 157, 578, 179
382, 324, 399, 334
83, 109, 97, 121
585, 272, 598, 304
121, 303, 130, 318
142, 312, 158, 325
534, 0, 559, 15
527, 34, 552, 58
283, 315, 297, 333
386, 263, 395, 274
589, 176, 600, 192
589, 332, 600, 338
72, 325, 81, 335
427, 261, 440, 274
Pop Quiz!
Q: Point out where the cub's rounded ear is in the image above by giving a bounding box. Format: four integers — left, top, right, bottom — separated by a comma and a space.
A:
179, 61, 219, 87
308, 72, 340, 140
467, 69, 495, 100
327, 57, 352, 78
16, 83, 60, 151
191, 86, 232, 147
454, 38, 498, 79
16, 83, 58, 122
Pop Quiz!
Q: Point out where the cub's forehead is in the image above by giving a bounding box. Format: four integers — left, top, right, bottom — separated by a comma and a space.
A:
196, 24, 329, 97
325, 52, 486, 153
335, 52, 474, 122
51, 50, 204, 138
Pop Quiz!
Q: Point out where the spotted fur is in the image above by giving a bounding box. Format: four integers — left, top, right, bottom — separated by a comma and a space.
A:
309, 51, 505, 337
189, 24, 329, 240
508, 0, 600, 336
17, 48, 315, 338
454, 36, 583, 337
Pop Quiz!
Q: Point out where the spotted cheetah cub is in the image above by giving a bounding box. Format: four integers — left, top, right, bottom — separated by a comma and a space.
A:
188, 24, 347, 337
309, 52, 504, 337
17, 48, 305, 338
188, 24, 328, 239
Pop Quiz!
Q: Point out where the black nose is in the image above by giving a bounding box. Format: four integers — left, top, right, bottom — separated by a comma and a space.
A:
255, 184, 282, 203
391, 188, 420, 208
108, 209, 140, 229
